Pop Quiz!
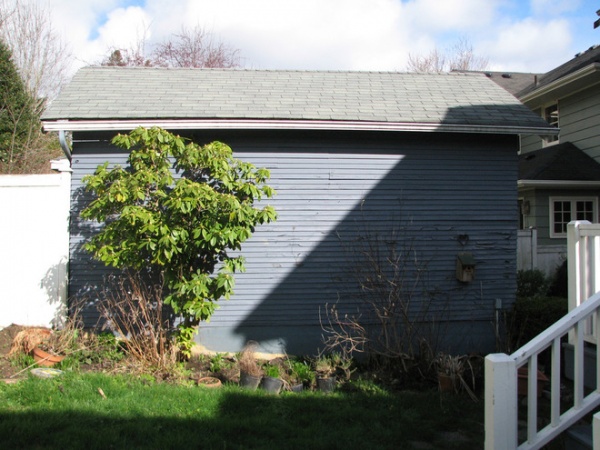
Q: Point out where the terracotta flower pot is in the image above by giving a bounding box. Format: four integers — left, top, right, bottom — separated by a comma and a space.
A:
32, 347, 65, 367
517, 367, 549, 397
197, 376, 222, 388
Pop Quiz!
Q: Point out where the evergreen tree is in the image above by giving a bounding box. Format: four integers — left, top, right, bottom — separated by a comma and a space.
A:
0, 39, 41, 173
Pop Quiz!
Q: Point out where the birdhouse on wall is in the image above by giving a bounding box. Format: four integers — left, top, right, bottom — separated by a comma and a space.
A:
456, 252, 475, 283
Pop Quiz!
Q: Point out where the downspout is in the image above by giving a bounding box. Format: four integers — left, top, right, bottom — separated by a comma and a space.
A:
58, 130, 72, 162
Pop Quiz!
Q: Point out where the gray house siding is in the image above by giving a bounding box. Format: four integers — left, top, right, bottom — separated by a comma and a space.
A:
519, 86, 600, 159
559, 86, 600, 161
70, 129, 518, 355
520, 134, 542, 154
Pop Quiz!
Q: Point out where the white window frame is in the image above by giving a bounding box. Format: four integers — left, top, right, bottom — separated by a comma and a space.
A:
549, 196, 598, 238
541, 102, 559, 146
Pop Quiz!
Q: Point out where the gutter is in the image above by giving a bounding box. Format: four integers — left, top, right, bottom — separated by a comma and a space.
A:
42, 118, 559, 137
518, 180, 600, 189
58, 130, 72, 162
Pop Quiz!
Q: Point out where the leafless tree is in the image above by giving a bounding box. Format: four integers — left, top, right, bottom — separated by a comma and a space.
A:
407, 38, 488, 73
152, 25, 240, 68
0, 0, 72, 100
102, 46, 152, 67
100, 25, 241, 69
101, 25, 152, 67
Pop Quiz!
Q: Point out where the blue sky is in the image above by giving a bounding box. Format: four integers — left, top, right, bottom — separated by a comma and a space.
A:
46, 0, 600, 74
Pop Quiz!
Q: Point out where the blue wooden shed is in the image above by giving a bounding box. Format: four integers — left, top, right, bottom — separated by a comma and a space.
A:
42, 67, 556, 356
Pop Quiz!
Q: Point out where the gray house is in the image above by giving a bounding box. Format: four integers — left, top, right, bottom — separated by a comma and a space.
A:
481, 47, 600, 275
42, 67, 555, 355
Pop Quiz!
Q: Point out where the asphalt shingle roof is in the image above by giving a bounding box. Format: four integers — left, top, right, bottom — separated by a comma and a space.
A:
42, 67, 553, 132
517, 45, 600, 98
519, 142, 600, 181
469, 71, 540, 97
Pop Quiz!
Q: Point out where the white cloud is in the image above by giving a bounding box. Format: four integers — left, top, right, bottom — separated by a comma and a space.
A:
530, 0, 581, 16
145, 0, 411, 70
481, 18, 574, 72
93, 6, 151, 50
45, 0, 124, 69
403, 0, 498, 31
43, 0, 592, 75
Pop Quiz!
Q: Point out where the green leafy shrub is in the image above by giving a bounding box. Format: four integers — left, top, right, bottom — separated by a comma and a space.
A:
264, 364, 280, 379
290, 360, 315, 385
81, 127, 277, 357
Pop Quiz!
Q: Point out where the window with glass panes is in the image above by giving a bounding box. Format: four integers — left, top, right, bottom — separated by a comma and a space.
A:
550, 197, 597, 238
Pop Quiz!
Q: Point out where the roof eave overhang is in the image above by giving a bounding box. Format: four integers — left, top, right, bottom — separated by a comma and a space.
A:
519, 63, 600, 106
42, 118, 558, 136
518, 180, 600, 189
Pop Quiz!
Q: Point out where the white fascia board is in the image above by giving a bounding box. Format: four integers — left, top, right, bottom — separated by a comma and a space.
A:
519, 63, 600, 104
518, 180, 600, 189
42, 118, 558, 137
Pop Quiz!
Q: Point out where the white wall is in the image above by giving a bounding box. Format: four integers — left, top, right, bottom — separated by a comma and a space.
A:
0, 163, 70, 328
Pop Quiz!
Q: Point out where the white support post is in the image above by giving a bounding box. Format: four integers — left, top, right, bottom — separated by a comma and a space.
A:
485, 354, 518, 450
594, 412, 600, 449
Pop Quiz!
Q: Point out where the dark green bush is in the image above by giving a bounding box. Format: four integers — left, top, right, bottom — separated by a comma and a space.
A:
509, 296, 568, 349
517, 269, 549, 298
547, 260, 568, 298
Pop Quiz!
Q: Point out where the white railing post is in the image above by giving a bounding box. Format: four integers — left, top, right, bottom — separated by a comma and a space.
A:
485, 354, 518, 450
594, 412, 600, 449
568, 221, 589, 344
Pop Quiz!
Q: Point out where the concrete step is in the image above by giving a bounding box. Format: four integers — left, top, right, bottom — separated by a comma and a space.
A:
565, 424, 592, 450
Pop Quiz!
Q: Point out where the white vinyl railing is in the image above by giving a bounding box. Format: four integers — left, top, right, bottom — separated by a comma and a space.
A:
485, 221, 600, 450
568, 221, 600, 345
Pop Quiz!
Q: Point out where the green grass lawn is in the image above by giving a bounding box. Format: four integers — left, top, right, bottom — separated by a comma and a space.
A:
0, 372, 484, 449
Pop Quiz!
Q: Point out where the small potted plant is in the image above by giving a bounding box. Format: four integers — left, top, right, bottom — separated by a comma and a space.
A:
434, 353, 478, 400
288, 359, 315, 392
434, 353, 464, 393
261, 363, 284, 394
238, 341, 262, 390
314, 354, 336, 393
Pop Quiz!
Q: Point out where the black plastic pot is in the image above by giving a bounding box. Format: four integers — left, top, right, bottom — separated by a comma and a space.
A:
316, 376, 335, 393
239, 371, 262, 390
260, 376, 284, 394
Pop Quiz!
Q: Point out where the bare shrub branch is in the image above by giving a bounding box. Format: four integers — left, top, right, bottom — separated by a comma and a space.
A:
406, 37, 488, 73
99, 271, 177, 371
238, 340, 262, 377
322, 222, 448, 379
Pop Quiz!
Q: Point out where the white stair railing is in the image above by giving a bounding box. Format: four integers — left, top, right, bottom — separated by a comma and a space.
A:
485, 221, 600, 450
568, 220, 600, 345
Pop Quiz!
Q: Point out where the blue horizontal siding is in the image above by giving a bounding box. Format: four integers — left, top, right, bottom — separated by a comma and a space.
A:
69, 130, 518, 355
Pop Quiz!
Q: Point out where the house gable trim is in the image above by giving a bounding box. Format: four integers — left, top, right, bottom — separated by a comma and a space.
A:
518, 180, 600, 189
519, 63, 600, 106
42, 118, 558, 137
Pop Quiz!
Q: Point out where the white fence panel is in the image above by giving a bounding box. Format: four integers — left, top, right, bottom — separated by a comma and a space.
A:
0, 167, 70, 328
517, 228, 537, 271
